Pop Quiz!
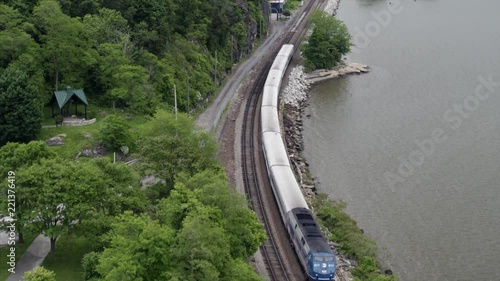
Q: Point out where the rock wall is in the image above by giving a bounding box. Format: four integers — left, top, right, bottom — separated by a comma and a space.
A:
62, 118, 96, 127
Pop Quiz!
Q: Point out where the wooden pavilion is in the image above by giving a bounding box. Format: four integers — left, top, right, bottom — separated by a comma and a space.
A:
50, 86, 89, 119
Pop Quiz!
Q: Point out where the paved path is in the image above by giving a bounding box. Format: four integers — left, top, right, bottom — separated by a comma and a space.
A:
195, 15, 289, 137
6, 235, 50, 281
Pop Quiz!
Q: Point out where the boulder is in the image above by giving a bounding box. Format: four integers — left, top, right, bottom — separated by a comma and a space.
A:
45, 136, 64, 146
76, 145, 106, 158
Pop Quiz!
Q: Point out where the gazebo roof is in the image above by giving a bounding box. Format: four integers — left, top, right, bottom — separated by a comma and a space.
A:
53, 86, 88, 109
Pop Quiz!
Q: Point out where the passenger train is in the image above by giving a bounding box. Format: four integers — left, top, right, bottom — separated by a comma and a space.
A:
260, 44, 337, 281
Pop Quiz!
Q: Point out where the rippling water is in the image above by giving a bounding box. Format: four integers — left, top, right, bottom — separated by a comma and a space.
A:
302, 0, 500, 280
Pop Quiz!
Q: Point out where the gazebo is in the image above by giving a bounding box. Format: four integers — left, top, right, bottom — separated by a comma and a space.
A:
51, 86, 89, 119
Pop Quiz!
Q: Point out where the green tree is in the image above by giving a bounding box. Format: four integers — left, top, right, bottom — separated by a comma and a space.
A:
92, 159, 145, 215
0, 67, 42, 146
82, 8, 131, 48
56, 0, 101, 17
0, 5, 39, 69
0, 141, 55, 243
76, 159, 146, 254
33, 0, 97, 91
97, 114, 133, 153
172, 206, 230, 280
97, 43, 153, 112
96, 212, 176, 281
23, 266, 56, 281
138, 110, 218, 188
16, 159, 104, 253
94, 168, 264, 280
302, 11, 351, 70
172, 169, 266, 259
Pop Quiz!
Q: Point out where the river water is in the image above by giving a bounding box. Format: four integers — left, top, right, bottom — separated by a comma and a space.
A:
302, 0, 500, 280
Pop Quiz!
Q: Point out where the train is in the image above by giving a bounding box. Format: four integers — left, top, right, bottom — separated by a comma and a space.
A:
260, 44, 337, 281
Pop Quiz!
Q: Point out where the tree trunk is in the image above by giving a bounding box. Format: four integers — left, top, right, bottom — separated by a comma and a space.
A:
113, 100, 116, 111
55, 61, 59, 91
50, 237, 56, 254
18, 232, 24, 244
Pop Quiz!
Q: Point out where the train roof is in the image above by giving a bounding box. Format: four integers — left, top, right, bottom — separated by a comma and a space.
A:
271, 55, 289, 71
269, 166, 309, 213
265, 69, 283, 88
261, 106, 281, 133
262, 85, 279, 107
262, 131, 289, 167
270, 44, 294, 75
291, 208, 333, 254
277, 44, 294, 58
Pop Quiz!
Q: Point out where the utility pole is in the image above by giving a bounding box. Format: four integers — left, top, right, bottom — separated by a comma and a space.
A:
174, 83, 177, 119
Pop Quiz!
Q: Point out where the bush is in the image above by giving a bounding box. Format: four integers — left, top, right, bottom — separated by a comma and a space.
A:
97, 114, 134, 152
23, 266, 56, 281
313, 194, 398, 280
352, 257, 397, 281
314, 194, 377, 259
284, 0, 300, 11
82, 251, 101, 280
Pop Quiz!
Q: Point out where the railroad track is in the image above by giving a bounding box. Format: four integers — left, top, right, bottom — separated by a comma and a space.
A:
240, 0, 326, 280
241, 69, 289, 280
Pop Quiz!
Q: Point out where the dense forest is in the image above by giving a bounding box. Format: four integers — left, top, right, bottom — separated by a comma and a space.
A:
0, 0, 268, 114
1, 1, 270, 280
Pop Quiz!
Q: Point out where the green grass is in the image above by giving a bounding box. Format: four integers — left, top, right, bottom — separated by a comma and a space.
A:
39, 105, 148, 159
42, 234, 92, 281
0, 232, 38, 280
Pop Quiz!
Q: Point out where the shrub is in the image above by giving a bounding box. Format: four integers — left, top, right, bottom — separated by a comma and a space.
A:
97, 114, 134, 152
313, 193, 398, 280
82, 252, 101, 281
23, 266, 56, 281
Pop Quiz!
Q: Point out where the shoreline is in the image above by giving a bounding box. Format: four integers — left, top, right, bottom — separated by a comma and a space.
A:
279, 0, 390, 279
281, 64, 363, 280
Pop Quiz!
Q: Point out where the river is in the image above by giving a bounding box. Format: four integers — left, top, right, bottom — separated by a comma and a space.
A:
302, 0, 500, 280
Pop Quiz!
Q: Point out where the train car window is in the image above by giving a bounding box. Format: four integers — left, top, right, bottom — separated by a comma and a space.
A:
324, 256, 335, 261
301, 238, 305, 245
297, 214, 313, 220
314, 256, 324, 261
295, 224, 298, 229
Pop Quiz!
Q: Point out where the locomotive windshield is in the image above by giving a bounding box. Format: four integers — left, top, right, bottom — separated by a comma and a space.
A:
313, 256, 335, 262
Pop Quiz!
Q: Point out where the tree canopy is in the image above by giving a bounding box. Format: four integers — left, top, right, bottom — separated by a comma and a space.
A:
0, 67, 42, 145
92, 168, 266, 281
138, 110, 219, 188
302, 11, 351, 70
97, 114, 134, 153
0, 0, 267, 113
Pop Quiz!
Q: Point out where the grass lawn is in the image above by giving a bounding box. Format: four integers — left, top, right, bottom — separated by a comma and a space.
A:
42, 234, 92, 281
39, 105, 148, 159
0, 232, 38, 280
